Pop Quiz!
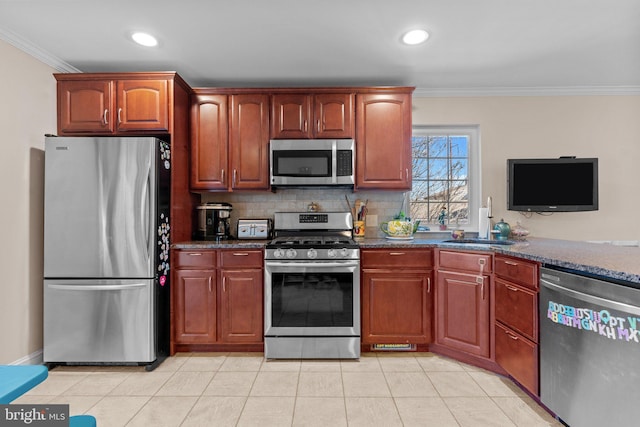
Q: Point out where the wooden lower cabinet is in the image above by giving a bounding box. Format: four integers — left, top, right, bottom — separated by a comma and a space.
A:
435, 269, 490, 358
495, 322, 538, 395
494, 254, 540, 395
361, 248, 433, 345
220, 268, 263, 343
174, 268, 216, 344
172, 249, 263, 352
362, 271, 431, 344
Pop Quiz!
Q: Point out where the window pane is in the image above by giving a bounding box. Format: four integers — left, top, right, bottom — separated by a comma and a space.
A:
450, 159, 468, 180
450, 136, 469, 157
429, 136, 448, 157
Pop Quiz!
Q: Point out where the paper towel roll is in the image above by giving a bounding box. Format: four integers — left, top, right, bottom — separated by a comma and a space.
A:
478, 208, 490, 239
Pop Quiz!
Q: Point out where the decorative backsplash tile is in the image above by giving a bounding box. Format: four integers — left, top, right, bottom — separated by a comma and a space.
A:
201, 189, 406, 237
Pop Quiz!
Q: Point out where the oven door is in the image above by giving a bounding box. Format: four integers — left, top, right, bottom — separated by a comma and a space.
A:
264, 260, 360, 337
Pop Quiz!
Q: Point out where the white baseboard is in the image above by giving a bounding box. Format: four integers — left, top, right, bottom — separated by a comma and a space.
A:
10, 349, 44, 365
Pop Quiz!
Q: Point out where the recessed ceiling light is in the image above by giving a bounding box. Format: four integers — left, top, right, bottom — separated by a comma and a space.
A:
131, 32, 158, 47
402, 29, 429, 45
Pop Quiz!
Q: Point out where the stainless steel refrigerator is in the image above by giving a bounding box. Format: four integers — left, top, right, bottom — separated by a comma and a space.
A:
43, 136, 171, 370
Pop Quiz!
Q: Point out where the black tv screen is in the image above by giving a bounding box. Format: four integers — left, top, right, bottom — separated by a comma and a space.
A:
507, 158, 599, 212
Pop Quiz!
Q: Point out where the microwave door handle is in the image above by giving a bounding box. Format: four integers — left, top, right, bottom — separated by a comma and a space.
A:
332, 141, 337, 184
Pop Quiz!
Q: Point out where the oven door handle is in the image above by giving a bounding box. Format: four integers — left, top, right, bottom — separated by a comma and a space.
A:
266, 261, 359, 269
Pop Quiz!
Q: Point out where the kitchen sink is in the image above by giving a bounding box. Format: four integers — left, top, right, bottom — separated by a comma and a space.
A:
442, 238, 515, 245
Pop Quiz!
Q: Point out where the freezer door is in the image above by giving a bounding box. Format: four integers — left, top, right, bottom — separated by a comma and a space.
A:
44, 137, 158, 278
43, 279, 155, 363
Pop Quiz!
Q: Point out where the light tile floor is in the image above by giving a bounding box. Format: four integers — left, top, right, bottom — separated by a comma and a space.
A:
17, 352, 562, 426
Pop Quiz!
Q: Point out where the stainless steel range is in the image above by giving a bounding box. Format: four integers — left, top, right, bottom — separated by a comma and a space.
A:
264, 211, 360, 359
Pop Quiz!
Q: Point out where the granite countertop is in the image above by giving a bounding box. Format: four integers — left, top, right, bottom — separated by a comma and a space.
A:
173, 237, 640, 285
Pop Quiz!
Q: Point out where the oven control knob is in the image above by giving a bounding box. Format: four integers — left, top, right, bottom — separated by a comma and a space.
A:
340, 248, 350, 258
273, 248, 285, 258
327, 248, 337, 258
286, 248, 297, 259
307, 248, 318, 259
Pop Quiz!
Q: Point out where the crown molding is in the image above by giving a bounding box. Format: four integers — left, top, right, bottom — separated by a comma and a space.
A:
413, 85, 640, 97
0, 26, 80, 73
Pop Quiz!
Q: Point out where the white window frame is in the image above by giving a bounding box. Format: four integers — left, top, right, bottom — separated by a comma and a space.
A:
408, 125, 481, 232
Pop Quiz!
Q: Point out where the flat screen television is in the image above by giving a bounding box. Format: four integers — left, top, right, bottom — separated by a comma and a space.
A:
507, 157, 599, 212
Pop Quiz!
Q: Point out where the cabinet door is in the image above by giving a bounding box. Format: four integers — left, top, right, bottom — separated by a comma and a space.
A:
314, 93, 354, 138
435, 270, 490, 357
229, 94, 270, 190
57, 80, 114, 134
362, 270, 432, 344
116, 80, 169, 132
220, 269, 263, 343
190, 94, 229, 190
174, 269, 217, 344
271, 94, 311, 139
355, 93, 412, 190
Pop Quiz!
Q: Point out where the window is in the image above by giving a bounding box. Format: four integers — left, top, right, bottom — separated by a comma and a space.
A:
409, 126, 481, 230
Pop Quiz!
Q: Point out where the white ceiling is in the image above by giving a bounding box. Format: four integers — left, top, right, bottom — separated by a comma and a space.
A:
1, 0, 639, 96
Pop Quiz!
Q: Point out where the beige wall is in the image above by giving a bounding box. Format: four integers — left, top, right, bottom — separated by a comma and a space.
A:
0, 40, 57, 364
412, 96, 640, 241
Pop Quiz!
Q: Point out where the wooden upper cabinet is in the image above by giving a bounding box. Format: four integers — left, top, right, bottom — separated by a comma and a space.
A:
229, 94, 270, 190
57, 80, 114, 134
56, 75, 170, 135
271, 93, 354, 139
355, 92, 412, 190
271, 93, 310, 139
314, 93, 354, 138
190, 94, 229, 191
116, 80, 169, 132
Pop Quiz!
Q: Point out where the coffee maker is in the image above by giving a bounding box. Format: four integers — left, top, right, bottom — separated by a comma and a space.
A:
196, 203, 232, 241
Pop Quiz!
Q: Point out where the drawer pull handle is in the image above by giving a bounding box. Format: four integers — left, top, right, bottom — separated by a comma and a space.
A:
389, 252, 405, 256
427, 277, 431, 293
505, 284, 519, 292
188, 253, 203, 256
505, 330, 519, 340
103, 109, 109, 125
233, 253, 249, 256
505, 261, 518, 266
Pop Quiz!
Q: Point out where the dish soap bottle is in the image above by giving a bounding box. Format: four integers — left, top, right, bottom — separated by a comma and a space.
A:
493, 219, 511, 241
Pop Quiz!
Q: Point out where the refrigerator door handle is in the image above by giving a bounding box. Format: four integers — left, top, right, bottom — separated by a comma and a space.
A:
48, 283, 148, 291
141, 167, 151, 262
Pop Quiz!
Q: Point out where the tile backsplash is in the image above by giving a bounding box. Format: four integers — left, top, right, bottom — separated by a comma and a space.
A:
201, 188, 407, 238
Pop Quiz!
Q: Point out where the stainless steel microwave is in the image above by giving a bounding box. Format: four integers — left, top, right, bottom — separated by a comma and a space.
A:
269, 139, 355, 187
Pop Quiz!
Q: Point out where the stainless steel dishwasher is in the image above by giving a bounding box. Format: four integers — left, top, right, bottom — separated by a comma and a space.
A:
540, 267, 640, 427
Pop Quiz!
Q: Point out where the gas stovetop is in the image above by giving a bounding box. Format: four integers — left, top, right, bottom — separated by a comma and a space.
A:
265, 211, 359, 260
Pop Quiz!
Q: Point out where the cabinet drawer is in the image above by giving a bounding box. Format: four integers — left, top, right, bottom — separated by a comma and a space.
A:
361, 249, 433, 269
495, 256, 538, 289
220, 250, 263, 268
174, 250, 217, 268
495, 278, 537, 341
436, 250, 492, 274
495, 322, 539, 396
